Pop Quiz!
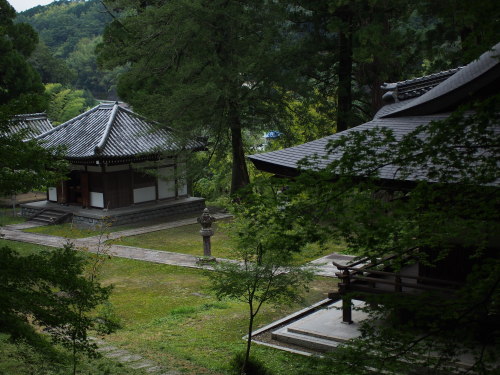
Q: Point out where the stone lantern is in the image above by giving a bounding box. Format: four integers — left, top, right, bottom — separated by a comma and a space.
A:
197, 208, 216, 262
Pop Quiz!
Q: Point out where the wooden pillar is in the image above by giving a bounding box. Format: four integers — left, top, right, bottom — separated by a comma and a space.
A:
155, 161, 159, 201
57, 180, 68, 204
342, 297, 353, 324
81, 172, 89, 208
395, 274, 402, 292
101, 163, 108, 209
174, 156, 178, 199
129, 163, 134, 204
336, 266, 353, 324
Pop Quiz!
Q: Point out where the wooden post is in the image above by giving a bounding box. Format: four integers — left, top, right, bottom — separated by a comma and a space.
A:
336, 266, 353, 324
81, 172, 89, 208
342, 297, 353, 324
395, 274, 402, 292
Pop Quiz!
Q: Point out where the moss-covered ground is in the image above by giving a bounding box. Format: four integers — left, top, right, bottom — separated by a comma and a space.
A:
1, 239, 335, 374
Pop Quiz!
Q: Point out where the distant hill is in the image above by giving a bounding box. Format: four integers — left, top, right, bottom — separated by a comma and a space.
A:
17, 0, 111, 58
17, 0, 120, 100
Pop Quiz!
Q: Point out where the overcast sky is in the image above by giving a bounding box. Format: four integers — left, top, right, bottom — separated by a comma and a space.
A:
9, 0, 54, 12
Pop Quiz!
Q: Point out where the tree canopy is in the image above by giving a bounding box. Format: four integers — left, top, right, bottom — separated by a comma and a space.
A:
17, 0, 120, 99
274, 93, 500, 374
0, 0, 47, 113
98, 0, 308, 193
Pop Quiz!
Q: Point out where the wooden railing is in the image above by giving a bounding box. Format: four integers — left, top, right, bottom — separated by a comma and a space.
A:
333, 261, 463, 294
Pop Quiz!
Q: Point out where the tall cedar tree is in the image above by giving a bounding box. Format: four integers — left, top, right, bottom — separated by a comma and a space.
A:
287, 0, 421, 131
0, 0, 68, 196
0, 0, 47, 113
98, 0, 299, 193
287, 0, 499, 132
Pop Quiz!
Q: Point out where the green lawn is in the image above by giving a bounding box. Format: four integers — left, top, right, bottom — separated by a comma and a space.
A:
97, 257, 334, 375
111, 221, 236, 259
1, 239, 336, 375
112, 220, 345, 263
0, 208, 25, 226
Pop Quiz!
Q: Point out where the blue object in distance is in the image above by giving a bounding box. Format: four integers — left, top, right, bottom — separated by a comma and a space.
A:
264, 131, 282, 139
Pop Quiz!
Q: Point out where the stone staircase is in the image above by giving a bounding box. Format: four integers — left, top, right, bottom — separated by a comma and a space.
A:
29, 209, 73, 225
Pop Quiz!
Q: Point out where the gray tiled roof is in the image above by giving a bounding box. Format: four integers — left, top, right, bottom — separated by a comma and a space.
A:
380, 42, 500, 118
381, 67, 463, 102
9, 113, 53, 139
36, 103, 203, 160
248, 114, 450, 182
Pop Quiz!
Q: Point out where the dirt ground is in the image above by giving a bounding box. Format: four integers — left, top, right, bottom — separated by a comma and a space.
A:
0, 192, 46, 207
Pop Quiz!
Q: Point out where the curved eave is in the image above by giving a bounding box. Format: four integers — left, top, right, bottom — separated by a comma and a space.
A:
248, 157, 300, 177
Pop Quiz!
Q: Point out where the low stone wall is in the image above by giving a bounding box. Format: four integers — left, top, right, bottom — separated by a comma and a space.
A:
75, 199, 206, 227
21, 198, 206, 228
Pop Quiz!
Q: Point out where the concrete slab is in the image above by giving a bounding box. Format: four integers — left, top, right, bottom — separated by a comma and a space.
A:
272, 299, 367, 352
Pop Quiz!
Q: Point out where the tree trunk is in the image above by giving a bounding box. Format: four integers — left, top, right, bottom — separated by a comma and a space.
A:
229, 104, 250, 194
243, 313, 255, 374
337, 9, 353, 133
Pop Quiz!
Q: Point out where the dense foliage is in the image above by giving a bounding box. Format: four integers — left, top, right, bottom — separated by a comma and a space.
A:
209, 183, 316, 373
277, 95, 500, 374
98, 0, 308, 193
0, 244, 117, 374
1, 0, 68, 195
17, 0, 120, 99
45, 83, 96, 125
0, 0, 47, 113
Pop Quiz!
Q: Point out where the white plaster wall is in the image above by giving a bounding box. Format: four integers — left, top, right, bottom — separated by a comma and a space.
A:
158, 167, 175, 199
90, 192, 104, 208
48, 187, 57, 202
133, 186, 156, 203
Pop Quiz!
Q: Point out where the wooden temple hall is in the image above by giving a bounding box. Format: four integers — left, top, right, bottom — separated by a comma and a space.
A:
21, 102, 206, 226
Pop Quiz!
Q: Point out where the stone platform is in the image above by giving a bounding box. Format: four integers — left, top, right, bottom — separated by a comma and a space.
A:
21, 197, 205, 227
271, 299, 367, 352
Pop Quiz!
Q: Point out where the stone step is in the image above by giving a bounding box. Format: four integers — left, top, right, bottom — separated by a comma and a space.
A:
30, 210, 72, 225
272, 327, 341, 352
288, 326, 352, 343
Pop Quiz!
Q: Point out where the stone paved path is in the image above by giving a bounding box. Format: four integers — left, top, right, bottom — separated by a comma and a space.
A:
0, 212, 354, 273
3, 221, 48, 230
0, 213, 236, 270
90, 337, 180, 375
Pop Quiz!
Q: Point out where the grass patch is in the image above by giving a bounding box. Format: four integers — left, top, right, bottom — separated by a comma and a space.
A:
110, 221, 236, 259
25, 222, 100, 238
98, 257, 334, 375
0, 239, 53, 255
0, 208, 25, 226
112, 220, 345, 263
0, 333, 148, 375
2, 239, 338, 374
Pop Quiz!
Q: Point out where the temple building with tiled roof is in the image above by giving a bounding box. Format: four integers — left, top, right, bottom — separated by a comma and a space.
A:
34, 102, 205, 211
9, 113, 53, 139
246, 44, 500, 350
